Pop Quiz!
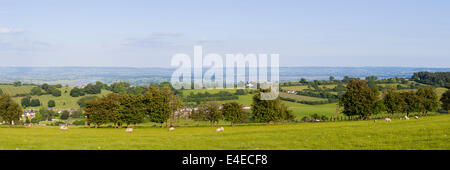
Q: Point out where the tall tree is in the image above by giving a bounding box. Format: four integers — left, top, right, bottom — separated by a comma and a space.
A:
84, 94, 119, 128
222, 102, 248, 126
399, 91, 424, 116
0, 94, 23, 127
251, 88, 294, 123
382, 87, 404, 116
143, 86, 181, 127
117, 94, 145, 127
441, 89, 450, 113
416, 86, 440, 114
196, 102, 222, 126
339, 79, 380, 118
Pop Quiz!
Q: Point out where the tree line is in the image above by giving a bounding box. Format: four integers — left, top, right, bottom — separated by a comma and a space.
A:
84, 85, 183, 128
412, 72, 449, 87
339, 79, 446, 119
84, 86, 295, 128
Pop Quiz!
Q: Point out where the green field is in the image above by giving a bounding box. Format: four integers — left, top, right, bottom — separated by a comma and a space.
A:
279, 92, 328, 102
0, 84, 35, 96
1, 114, 448, 150
282, 85, 309, 91
181, 88, 239, 96
12, 87, 111, 110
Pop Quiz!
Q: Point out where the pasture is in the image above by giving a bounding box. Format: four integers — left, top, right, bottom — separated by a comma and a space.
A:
0, 114, 448, 150
0, 84, 35, 96
279, 92, 328, 102
12, 87, 111, 109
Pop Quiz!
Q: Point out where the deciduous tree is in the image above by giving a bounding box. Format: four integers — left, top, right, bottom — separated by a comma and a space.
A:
0, 94, 23, 127
222, 102, 248, 126
339, 79, 380, 118
441, 89, 450, 113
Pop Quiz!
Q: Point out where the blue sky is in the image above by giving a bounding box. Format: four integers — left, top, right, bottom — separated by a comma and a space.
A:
0, 0, 449, 67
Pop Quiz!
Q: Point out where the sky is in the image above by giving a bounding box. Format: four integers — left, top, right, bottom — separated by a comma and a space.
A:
0, 0, 449, 67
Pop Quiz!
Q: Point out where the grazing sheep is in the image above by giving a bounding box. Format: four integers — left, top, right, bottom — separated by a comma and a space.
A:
404, 116, 410, 120
373, 120, 377, 123
169, 127, 175, 132
216, 127, 224, 132
385, 118, 391, 122
125, 128, 133, 133
415, 116, 419, 119
60, 125, 68, 130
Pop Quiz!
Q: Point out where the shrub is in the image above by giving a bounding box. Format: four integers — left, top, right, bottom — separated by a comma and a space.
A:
48, 121, 66, 126
72, 120, 86, 126
48, 100, 56, 108
60, 111, 70, 120
30, 99, 41, 107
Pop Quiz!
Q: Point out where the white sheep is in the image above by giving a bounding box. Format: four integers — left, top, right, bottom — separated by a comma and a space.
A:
216, 127, 224, 132
60, 125, 68, 130
169, 127, 175, 132
404, 116, 410, 120
385, 118, 391, 122
125, 128, 133, 133
373, 119, 377, 123
414, 116, 419, 119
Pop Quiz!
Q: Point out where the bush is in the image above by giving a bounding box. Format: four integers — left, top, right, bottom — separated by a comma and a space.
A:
47, 87, 62, 97
48, 121, 66, 126
30, 87, 43, 96
71, 110, 83, 118
31, 113, 43, 123
48, 100, 56, 108
30, 99, 41, 107
70, 87, 85, 97
60, 111, 70, 120
72, 120, 86, 126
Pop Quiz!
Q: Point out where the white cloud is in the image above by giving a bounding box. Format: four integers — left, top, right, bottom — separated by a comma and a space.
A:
0, 27, 25, 34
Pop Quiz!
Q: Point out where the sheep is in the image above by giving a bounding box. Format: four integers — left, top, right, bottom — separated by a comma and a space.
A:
60, 125, 68, 130
169, 127, 175, 132
216, 127, 224, 132
404, 116, 410, 120
414, 116, 419, 119
125, 128, 133, 133
373, 119, 377, 123
385, 118, 391, 122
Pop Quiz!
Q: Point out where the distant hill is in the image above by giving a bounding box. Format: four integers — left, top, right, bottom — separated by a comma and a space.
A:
0, 66, 448, 86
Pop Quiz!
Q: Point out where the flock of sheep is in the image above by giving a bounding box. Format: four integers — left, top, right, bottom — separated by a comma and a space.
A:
381, 115, 419, 122
59, 125, 226, 133
58, 116, 421, 131
123, 126, 225, 133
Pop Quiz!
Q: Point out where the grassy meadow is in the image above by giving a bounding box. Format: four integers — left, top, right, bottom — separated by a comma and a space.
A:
0, 114, 448, 150
0, 84, 35, 96
12, 87, 111, 110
